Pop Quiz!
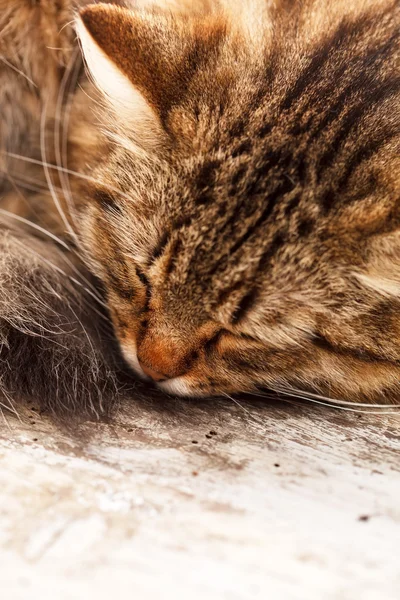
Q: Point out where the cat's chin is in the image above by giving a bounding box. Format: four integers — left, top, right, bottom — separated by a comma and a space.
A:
157, 378, 204, 398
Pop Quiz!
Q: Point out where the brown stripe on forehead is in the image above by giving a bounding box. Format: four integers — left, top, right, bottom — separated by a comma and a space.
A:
271, 8, 399, 188
320, 132, 397, 214
231, 289, 259, 324
200, 171, 296, 281
316, 83, 399, 178
280, 6, 398, 113
194, 158, 221, 206
226, 180, 294, 257
150, 230, 170, 262
217, 280, 244, 305
296, 218, 316, 238
254, 231, 286, 276
172, 20, 231, 115
250, 28, 399, 219
287, 30, 399, 145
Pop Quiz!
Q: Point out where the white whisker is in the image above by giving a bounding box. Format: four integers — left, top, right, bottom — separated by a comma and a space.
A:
58, 20, 75, 36
3, 173, 36, 214
6, 177, 46, 196
222, 392, 267, 428
0, 208, 70, 249
55, 48, 82, 233
0, 208, 106, 308
0, 56, 37, 88
40, 100, 79, 243
279, 385, 400, 409
0, 387, 21, 423
11, 236, 108, 316
77, 81, 104, 108
2, 152, 134, 203
4, 171, 63, 194
271, 385, 400, 415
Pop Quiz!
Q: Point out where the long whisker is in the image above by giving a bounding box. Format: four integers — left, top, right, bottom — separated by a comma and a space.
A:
0, 386, 22, 423
222, 392, 268, 428
0, 208, 71, 249
2, 173, 106, 298
4, 171, 64, 194
55, 48, 82, 232
278, 385, 400, 409
271, 385, 400, 415
77, 81, 104, 110
0, 207, 105, 305
0, 56, 37, 88
2, 152, 134, 203
7, 171, 64, 191
3, 173, 40, 217
40, 100, 79, 243
6, 177, 48, 196
58, 19, 75, 36
10, 236, 108, 316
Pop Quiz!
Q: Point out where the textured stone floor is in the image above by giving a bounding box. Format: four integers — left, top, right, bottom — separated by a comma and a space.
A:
0, 396, 399, 600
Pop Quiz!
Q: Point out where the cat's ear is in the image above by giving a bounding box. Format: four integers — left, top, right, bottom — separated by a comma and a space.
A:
76, 4, 225, 132
76, 4, 165, 143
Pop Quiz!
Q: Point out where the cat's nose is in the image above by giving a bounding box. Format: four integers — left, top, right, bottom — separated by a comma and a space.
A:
138, 361, 168, 382
137, 336, 191, 382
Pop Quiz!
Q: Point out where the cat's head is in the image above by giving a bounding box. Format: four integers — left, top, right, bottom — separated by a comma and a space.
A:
75, 2, 400, 401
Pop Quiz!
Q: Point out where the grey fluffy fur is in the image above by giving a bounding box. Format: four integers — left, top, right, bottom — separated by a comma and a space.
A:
0, 223, 125, 416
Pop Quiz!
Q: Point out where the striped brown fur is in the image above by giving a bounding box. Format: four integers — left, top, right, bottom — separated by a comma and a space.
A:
0, 0, 399, 409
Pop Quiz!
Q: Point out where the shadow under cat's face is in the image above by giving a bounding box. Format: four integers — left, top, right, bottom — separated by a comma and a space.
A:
76, 2, 400, 402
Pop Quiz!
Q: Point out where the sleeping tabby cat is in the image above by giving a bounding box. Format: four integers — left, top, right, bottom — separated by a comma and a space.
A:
0, 0, 399, 413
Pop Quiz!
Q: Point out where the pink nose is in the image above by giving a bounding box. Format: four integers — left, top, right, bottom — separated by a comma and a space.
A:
139, 361, 168, 382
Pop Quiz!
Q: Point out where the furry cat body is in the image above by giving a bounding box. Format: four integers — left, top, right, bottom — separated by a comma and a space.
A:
0, 0, 399, 411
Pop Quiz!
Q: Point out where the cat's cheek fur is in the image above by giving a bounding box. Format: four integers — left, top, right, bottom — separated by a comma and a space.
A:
107, 307, 147, 378
120, 342, 149, 382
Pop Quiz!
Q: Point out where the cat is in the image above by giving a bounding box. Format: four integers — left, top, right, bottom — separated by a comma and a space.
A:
0, 0, 399, 414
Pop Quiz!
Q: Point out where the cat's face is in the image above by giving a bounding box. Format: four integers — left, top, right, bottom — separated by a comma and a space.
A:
76, 2, 400, 401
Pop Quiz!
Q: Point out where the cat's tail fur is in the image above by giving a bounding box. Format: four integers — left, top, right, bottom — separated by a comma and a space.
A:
0, 222, 126, 417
